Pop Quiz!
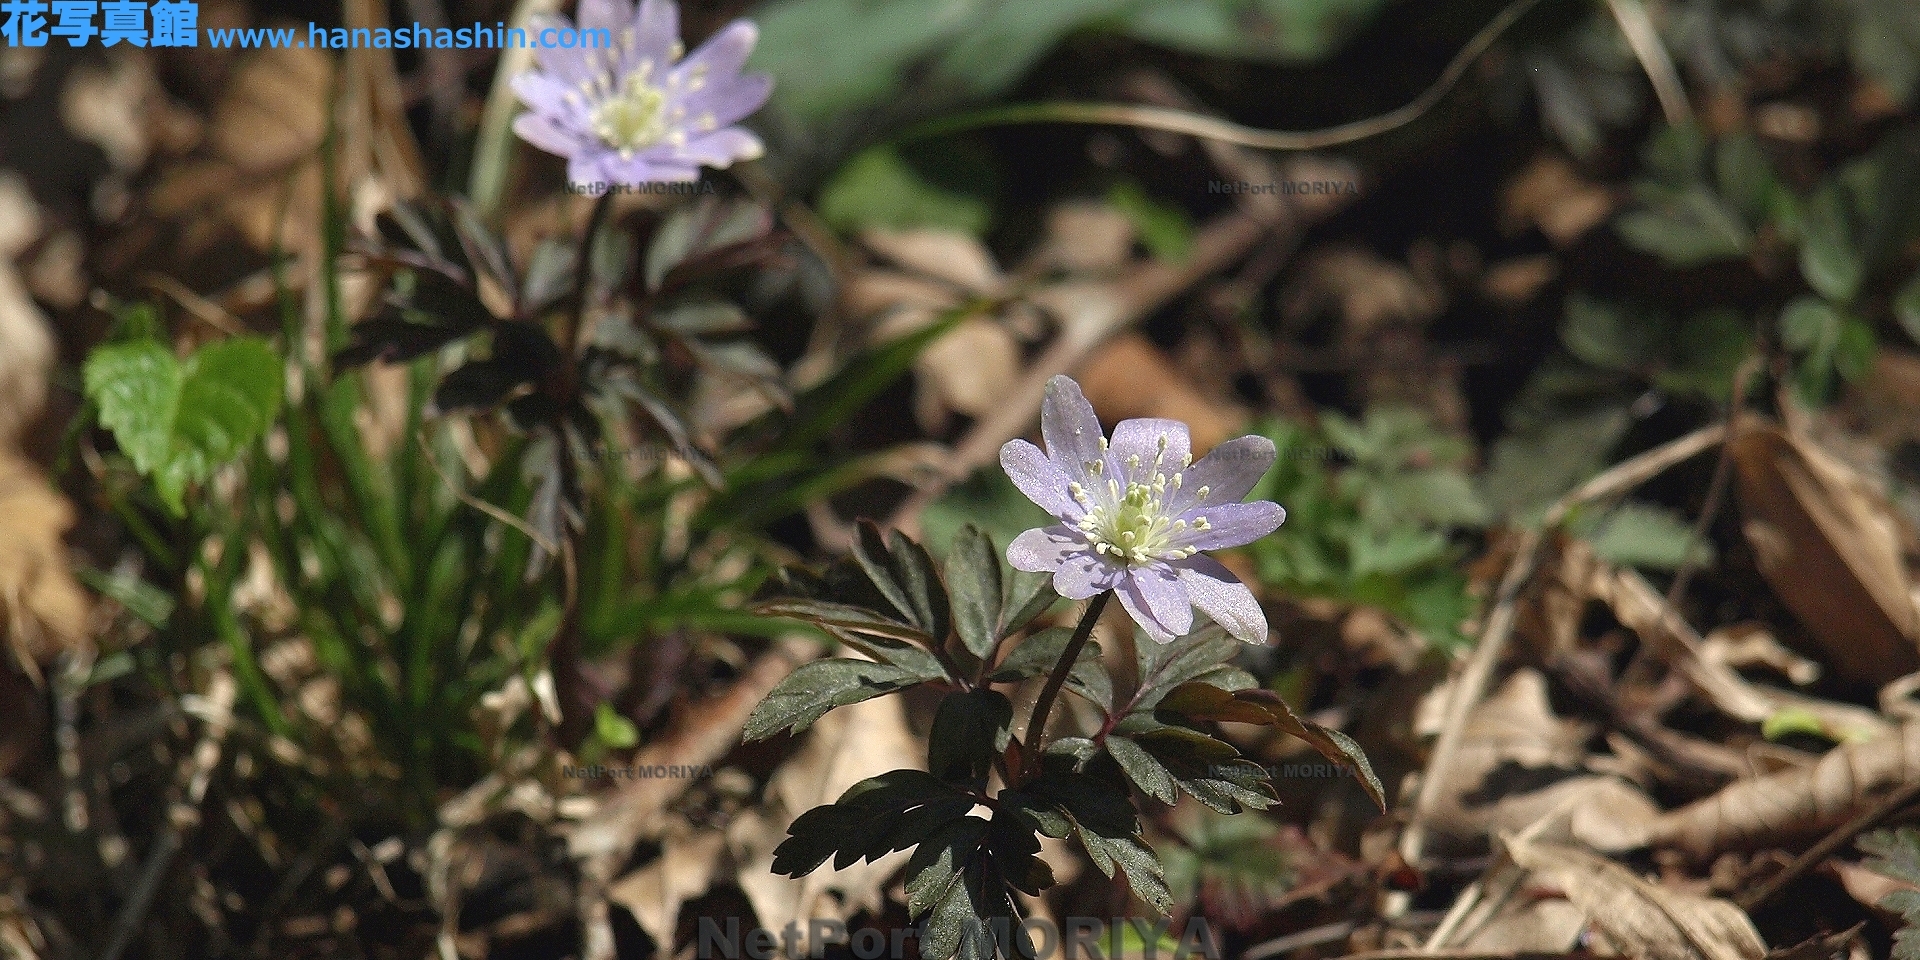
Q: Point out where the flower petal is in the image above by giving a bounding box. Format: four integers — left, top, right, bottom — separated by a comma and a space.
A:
528, 15, 594, 82
1107, 417, 1190, 487
629, 0, 679, 68
1115, 572, 1182, 644
1173, 556, 1269, 644
673, 127, 766, 168
675, 73, 774, 130
601, 149, 701, 183
1010, 526, 1120, 599
1041, 375, 1106, 488
516, 110, 588, 159
577, 0, 631, 37
1007, 524, 1080, 572
1001, 439, 1083, 520
1121, 564, 1193, 639
1168, 434, 1277, 513
672, 19, 757, 87
1175, 501, 1286, 552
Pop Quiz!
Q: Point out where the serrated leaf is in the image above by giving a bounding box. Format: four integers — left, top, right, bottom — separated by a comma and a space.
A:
1861, 827, 1920, 960
743, 658, 942, 741
85, 336, 285, 514
819, 145, 991, 235
947, 525, 1003, 660
1572, 500, 1715, 571
929, 689, 1013, 785
773, 769, 968, 876
644, 197, 772, 291
1130, 630, 1243, 714
1156, 684, 1384, 811
1106, 735, 1178, 805
1563, 293, 1660, 374
998, 566, 1056, 636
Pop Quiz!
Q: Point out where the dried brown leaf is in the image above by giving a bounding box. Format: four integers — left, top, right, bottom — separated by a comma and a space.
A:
1425, 670, 1660, 856
1731, 420, 1920, 687
1500, 154, 1617, 248
729, 690, 921, 953
608, 823, 727, 948
1507, 836, 1768, 960
0, 454, 90, 669
1078, 334, 1244, 454
1645, 723, 1920, 859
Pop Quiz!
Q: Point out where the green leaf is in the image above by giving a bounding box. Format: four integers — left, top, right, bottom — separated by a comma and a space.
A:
1121, 0, 1388, 65
947, 525, 1003, 660
1107, 181, 1193, 262
1130, 630, 1243, 715
1562, 294, 1660, 374
773, 769, 974, 876
998, 566, 1057, 637
1106, 735, 1178, 805
1572, 501, 1714, 571
1860, 827, 1920, 960
594, 702, 639, 749
1780, 296, 1840, 354
1895, 272, 1920, 346
1800, 183, 1865, 302
928, 689, 1013, 785
643, 198, 771, 291
744, 658, 944, 741
85, 335, 285, 514
851, 521, 953, 640
1615, 187, 1752, 267
819, 146, 991, 235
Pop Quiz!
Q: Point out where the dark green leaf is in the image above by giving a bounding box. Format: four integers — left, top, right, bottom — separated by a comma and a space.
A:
1156, 684, 1384, 811
1106, 735, 1177, 805
948, 525, 1004, 660
999, 566, 1056, 636
929, 689, 1013, 785
744, 658, 943, 741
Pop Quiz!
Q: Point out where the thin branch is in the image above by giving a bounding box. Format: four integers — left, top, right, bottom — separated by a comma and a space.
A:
897, 0, 1549, 152
1600, 0, 1693, 128
415, 430, 559, 557
1738, 781, 1920, 911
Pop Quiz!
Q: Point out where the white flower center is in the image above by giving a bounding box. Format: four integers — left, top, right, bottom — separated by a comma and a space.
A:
590, 72, 669, 155
1069, 435, 1210, 566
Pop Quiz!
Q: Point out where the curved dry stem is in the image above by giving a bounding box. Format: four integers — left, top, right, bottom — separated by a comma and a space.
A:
897, 0, 1549, 152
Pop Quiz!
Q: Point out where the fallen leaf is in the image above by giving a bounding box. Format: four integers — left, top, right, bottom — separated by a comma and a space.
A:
608, 822, 727, 949
0, 453, 90, 671
1077, 334, 1244, 454
1731, 419, 1920, 688
729, 689, 922, 953
1501, 154, 1617, 248
1644, 722, 1920, 859
1424, 669, 1660, 856
1506, 835, 1768, 960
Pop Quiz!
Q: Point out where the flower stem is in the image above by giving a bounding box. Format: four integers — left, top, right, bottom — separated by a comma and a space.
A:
1024, 591, 1110, 759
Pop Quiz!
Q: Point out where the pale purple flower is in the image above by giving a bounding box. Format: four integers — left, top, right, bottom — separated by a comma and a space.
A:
1000, 376, 1285, 645
511, 0, 772, 187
